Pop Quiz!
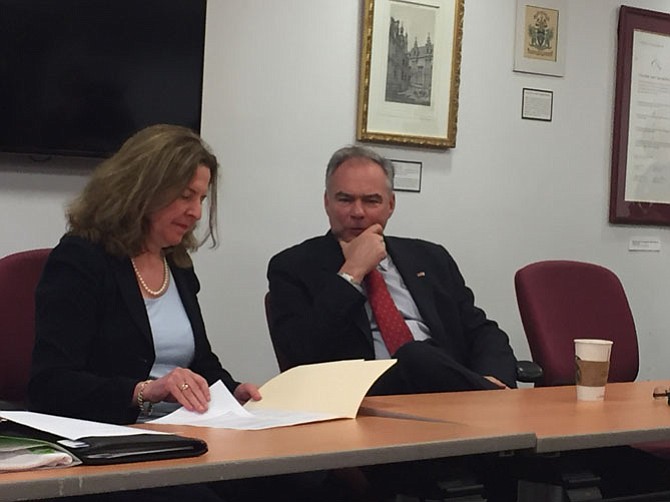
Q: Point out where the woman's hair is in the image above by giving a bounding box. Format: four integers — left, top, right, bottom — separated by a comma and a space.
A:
67, 124, 218, 267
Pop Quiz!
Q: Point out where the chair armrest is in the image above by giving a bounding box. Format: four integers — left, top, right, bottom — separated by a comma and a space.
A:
516, 360, 543, 384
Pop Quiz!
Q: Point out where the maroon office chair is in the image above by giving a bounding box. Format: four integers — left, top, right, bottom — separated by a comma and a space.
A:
0, 248, 51, 408
515, 260, 670, 459
515, 260, 638, 387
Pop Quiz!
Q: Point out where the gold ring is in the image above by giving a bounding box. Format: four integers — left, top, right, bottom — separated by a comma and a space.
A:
180, 383, 190, 391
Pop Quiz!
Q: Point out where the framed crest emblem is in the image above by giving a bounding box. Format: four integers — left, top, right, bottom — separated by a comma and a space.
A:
513, 0, 566, 77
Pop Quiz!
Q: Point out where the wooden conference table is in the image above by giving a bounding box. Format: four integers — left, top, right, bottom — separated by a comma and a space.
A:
361, 380, 670, 453
2, 380, 669, 501
0, 415, 534, 501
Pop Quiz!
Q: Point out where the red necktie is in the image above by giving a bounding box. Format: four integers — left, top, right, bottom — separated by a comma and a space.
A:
365, 269, 414, 356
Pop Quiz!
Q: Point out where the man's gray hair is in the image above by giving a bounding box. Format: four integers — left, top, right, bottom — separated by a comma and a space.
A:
325, 145, 394, 191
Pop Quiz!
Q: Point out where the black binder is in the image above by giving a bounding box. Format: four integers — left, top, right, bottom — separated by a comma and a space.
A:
0, 417, 207, 465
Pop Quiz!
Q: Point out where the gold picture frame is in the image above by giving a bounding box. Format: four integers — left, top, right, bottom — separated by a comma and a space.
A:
357, 0, 464, 149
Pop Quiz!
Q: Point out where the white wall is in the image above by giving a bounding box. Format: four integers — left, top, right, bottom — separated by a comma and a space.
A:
2, 0, 670, 384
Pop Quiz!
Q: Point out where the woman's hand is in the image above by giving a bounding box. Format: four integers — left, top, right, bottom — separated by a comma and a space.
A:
134, 368, 211, 413
233, 382, 262, 404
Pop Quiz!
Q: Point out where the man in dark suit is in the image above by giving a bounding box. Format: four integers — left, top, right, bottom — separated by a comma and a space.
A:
267, 145, 517, 395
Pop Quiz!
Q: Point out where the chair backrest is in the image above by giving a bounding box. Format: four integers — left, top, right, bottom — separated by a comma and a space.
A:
263, 292, 292, 372
0, 248, 51, 404
514, 260, 639, 387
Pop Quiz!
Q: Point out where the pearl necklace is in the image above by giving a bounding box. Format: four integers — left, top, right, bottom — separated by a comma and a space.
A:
131, 256, 169, 296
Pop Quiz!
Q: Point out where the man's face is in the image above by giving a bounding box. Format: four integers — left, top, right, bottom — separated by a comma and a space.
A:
324, 157, 395, 242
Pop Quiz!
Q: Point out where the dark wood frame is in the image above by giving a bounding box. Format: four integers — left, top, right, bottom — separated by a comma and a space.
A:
610, 6, 670, 225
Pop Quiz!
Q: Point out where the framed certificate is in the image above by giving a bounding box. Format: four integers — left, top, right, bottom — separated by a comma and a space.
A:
521, 88, 553, 122
610, 6, 670, 225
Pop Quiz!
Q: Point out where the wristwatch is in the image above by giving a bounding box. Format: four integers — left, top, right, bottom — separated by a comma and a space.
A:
338, 271, 361, 287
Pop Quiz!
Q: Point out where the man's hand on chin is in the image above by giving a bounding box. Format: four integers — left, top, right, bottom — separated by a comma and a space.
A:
338, 224, 386, 283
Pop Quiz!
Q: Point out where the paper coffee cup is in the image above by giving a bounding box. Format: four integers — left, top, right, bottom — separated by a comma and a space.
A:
574, 339, 613, 401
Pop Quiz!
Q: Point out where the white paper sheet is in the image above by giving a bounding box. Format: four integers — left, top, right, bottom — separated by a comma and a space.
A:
148, 380, 338, 430
149, 360, 396, 430
0, 411, 159, 440
625, 30, 670, 203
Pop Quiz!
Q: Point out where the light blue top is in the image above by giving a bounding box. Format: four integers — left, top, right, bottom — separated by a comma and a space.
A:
137, 269, 195, 422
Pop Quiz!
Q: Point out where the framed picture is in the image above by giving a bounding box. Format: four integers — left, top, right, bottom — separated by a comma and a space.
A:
390, 159, 422, 192
610, 6, 670, 226
357, 0, 464, 149
513, 0, 566, 77
521, 88, 553, 121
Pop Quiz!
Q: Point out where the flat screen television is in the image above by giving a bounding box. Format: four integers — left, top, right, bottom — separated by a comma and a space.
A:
0, 0, 207, 158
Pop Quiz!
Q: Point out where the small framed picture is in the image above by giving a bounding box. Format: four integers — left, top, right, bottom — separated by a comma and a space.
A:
391, 160, 422, 192
521, 88, 553, 121
514, 0, 566, 77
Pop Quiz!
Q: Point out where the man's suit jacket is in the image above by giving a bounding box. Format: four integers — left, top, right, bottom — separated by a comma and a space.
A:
29, 235, 239, 424
267, 232, 518, 388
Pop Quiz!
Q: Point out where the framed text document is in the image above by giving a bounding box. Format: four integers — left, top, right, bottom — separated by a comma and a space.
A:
610, 6, 670, 225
